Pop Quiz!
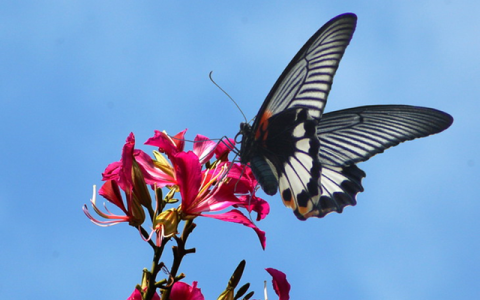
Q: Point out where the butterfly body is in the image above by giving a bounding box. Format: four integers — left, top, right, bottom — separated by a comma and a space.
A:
240, 108, 321, 199
237, 13, 453, 220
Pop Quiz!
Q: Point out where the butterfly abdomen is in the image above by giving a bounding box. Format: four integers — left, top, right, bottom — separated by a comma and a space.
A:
249, 155, 278, 195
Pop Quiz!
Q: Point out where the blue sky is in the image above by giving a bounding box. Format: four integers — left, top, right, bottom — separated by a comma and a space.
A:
1, 1, 479, 299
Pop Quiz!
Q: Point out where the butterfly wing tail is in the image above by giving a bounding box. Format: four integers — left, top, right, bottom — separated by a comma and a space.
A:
296, 164, 365, 219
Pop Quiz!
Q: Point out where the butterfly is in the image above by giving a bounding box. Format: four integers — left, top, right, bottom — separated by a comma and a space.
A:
237, 13, 453, 220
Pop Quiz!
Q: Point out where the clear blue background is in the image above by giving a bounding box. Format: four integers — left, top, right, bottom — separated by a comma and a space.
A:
1, 1, 479, 299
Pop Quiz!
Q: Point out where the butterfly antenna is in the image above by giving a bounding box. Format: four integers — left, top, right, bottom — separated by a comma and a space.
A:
209, 71, 248, 123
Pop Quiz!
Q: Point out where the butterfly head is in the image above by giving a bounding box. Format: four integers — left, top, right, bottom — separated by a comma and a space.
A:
237, 122, 253, 163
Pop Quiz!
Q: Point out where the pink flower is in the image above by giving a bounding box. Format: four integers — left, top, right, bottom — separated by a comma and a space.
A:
145, 129, 187, 158
85, 130, 269, 248
170, 281, 204, 300
84, 133, 147, 226
146, 129, 218, 166
215, 138, 236, 161
266, 268, 290, 300
134, 149, 176, 188
127, 288, 160, 300
101, 132, 176, 189
174, 151, 267, 249
102, 132, 136, 192
192, 134, 217, 164
83, 180, 145, 226
175, 152, 238, 215
227, 164, 270, 221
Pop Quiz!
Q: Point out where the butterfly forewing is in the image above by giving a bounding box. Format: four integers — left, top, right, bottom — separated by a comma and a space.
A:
317, 105, 454, 167
260, 13, 357, 120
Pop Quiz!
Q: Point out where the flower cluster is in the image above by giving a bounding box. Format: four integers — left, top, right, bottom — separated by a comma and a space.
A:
84, 130, 269, 249
83, 130, 289, 299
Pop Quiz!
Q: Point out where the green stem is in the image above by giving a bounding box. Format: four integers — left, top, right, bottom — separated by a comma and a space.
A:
161, 220, 196, 300
144, 236, 170, 300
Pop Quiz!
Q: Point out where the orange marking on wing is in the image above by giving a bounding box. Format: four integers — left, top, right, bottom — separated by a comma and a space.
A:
255, 110, 273, 141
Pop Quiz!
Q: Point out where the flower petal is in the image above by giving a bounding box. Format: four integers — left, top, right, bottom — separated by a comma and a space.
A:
120, 132, 135, 190
236, 195, 270, 221
126, 288, 160, 300
170, 281, 204, 300
102, 161, 122, 182
215, 138, 235, 160
134, 149, 176, 187
171, 129, 187, 152
201, 209, 266, 249
97, 180, 145, 226
225, 163, 258, 194
193, 134, 216, 164
126, 289, 142, 300
101, 133, 135, 192
174, 151, 202, 209
145, 129, 187, 157
265, 268, 290, 300
99, 180, 127, 213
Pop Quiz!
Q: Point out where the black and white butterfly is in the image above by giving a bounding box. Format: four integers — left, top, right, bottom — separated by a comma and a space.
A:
237, 13, 453, 220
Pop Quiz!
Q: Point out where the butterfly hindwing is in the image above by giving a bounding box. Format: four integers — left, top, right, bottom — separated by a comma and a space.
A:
315, 164, 365, 217
272, 109, 322, 219
279, 143, 366, 220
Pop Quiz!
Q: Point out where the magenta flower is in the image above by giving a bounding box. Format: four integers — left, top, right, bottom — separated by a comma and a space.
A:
133, 149, 177, 188
175, 151, 236, 215
84, 133, 147, 226
145, 129, 217, 166
145, 129, 187, 158
227, 163, 270, 221
170, 281, 204, 300
266, 268, 291, 300
102, 132, 136, 192
192, 134, 217, 164
214, 137, 236, 161
126, 288, 160, 300
173, 150, 267, 249
85, 130, 269, 249
83, 180, 145, 226
101, 132, 176, 190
